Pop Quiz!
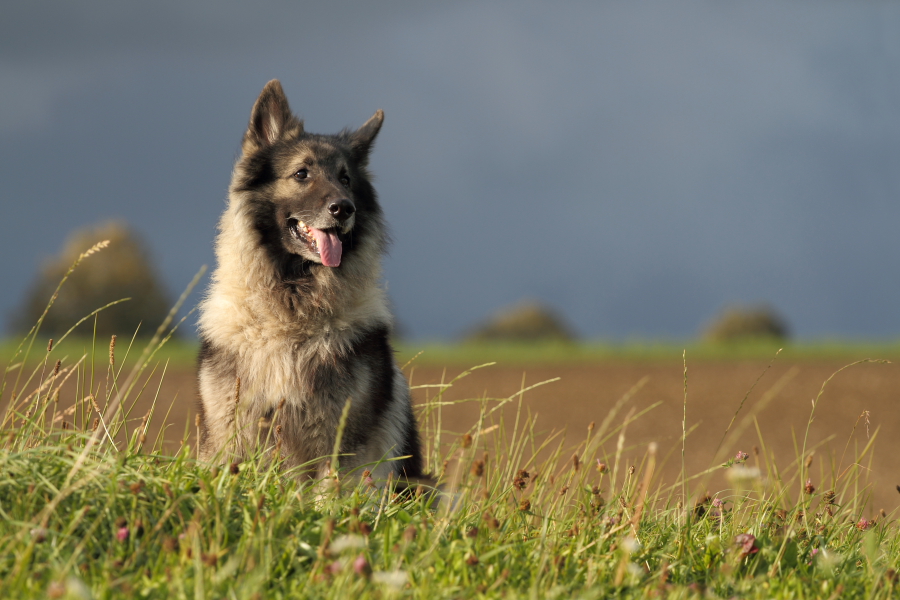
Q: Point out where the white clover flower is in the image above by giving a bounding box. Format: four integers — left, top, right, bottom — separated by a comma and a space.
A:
726, 465, 761, 485
372, 570, 409, 589
330, 534, 367, 554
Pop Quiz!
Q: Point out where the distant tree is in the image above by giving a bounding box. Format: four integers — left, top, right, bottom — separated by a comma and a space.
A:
465, 301, 576, 343
12, 221, 173, 339
701, 304, 789, 343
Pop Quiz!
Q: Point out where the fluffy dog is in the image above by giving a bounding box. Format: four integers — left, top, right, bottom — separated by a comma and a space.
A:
196, 80, 424, 483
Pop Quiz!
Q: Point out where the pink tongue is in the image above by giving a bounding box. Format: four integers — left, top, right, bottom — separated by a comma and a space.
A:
310, 228, 342, 267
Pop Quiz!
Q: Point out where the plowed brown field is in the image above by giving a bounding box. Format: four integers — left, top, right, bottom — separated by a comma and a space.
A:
62, 357, 900, 512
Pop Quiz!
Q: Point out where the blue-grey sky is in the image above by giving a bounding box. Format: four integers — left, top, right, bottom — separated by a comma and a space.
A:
2, 1, 900, 340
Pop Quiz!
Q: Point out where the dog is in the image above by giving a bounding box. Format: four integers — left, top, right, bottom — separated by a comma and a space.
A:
196, 80, 425, 484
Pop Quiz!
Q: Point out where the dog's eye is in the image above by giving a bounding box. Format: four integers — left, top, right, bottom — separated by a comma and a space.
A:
339, 174, 351, 186
293, 169, 309, 181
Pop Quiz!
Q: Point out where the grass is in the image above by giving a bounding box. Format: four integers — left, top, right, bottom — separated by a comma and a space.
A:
5, 337, 900, 371
2, 245, 898, 598
1, 329, 898, 599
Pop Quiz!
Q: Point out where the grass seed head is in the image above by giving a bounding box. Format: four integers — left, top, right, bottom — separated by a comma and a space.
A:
403, 525, 417, 542
460, 433, 472, 449
47, 581, 65, 599
471, 460, 484, 477
805, 479, 815, 495
596, 461, 608, 473
162, 536, 179, 553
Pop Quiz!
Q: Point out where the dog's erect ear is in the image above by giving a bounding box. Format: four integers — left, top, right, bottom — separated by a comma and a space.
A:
243, 80, 303, 152
349, 110, 384, 163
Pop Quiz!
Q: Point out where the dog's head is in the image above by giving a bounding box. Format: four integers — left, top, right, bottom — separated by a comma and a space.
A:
232, 80, 385, 271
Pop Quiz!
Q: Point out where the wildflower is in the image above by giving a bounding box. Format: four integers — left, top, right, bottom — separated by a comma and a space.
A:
30, 527, 48, 543
372, 570, 408, 589
328, 561, 343, 575
47, 581, 66, 599
712, 498, 724, 509
622, 536, 641, 554
117, 527, 130, 543
734, 451, 749, 463
726, 465, 761, 486
805, 479, 815, 495
596, 460, 608, 473
734, 533, 759, 558
330, 535, 366, 553
353, 554, 371, 577
856, 518, 873, 531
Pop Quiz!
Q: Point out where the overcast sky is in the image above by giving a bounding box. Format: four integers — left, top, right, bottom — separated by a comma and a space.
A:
2, 1, 900, 340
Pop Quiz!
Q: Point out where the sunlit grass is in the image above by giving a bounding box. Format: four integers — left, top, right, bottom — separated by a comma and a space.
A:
2, 241, 898, 598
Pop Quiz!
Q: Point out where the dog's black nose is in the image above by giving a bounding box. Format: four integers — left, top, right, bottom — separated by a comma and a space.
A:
328, 199, 356, 222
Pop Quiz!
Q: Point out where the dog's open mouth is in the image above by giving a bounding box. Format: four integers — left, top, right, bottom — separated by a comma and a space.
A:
288, 219, 343, 267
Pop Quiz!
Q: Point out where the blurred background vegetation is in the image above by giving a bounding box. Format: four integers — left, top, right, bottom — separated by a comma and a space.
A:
10, 221, 173, 339
701, 304, 790, 344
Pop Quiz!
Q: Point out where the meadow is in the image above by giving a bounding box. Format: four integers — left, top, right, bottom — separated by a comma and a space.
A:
2, 253, 900, 598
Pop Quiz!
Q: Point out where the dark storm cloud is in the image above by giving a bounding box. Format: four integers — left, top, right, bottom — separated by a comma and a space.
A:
2, 1, 900, 339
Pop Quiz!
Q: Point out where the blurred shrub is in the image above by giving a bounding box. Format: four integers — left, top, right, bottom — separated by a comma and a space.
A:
465, 301, 576, 343
12, 221, 172, 338
702, 304, 789, 343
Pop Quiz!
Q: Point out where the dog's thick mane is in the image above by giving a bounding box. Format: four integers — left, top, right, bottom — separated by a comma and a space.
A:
199, 148, 392, 355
